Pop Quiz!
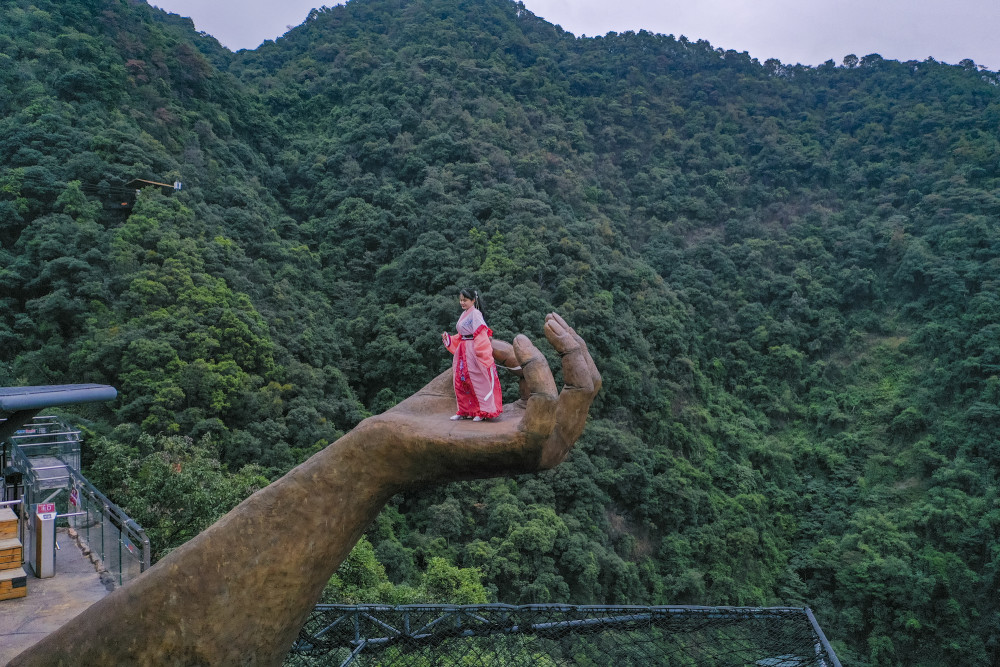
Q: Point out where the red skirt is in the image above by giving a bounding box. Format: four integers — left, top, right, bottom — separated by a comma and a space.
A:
453, 341, 503, 419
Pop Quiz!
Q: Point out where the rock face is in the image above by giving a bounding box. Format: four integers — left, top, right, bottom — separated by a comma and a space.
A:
10, 315, 600, 666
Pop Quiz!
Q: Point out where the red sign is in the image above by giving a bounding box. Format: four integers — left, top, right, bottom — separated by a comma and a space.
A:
37, 503, 56, 514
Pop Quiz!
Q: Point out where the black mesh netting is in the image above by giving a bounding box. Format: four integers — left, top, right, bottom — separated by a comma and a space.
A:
285, 604, 840, 666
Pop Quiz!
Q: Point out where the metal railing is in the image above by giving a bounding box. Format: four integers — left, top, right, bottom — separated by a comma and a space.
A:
6, 417, 81, 489
286, 603, 842, 666
5, 417, 150, 587
62, 466, 150, 586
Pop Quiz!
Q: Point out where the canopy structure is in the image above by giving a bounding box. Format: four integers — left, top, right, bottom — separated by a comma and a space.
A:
0, 385, 117, 442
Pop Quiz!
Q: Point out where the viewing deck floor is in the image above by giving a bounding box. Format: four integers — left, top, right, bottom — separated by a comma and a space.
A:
0, 527, 110, 666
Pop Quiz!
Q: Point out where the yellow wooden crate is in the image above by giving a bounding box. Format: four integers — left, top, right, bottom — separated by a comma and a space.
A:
0, 537, 22, 571
0, 566, 27, 600
0, 507, 18, 541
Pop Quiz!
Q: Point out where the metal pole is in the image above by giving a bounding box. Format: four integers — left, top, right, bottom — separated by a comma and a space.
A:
101, 504, 108, 565
141, 533, 150, 572
804, 607, 843, 667
85, 493, 90, 548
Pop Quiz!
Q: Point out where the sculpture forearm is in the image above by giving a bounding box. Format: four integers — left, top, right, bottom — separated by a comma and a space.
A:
11, 428, 396, 666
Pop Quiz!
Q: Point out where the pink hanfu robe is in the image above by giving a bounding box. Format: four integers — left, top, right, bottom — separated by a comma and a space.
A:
443, 307, 503, 419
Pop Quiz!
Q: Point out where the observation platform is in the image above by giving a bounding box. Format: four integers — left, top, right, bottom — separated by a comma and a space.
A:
1, 384, 121, 665
0, 526, 110, 665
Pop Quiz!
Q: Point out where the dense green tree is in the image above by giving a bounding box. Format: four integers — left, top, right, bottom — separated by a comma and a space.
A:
85, 429, 269, 561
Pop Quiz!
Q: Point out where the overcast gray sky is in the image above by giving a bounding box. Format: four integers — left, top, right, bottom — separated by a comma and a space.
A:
152, 0, 1000, 71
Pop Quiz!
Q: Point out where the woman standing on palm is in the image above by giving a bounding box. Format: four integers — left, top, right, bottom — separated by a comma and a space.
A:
441, 288, 503, 421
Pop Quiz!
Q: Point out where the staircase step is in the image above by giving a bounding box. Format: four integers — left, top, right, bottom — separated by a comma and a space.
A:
0, 537, 23, 571
0, 507, 17, 540
0, 566, 27, 600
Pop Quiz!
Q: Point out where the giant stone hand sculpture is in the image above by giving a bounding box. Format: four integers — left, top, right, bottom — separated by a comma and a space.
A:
12, 314, 601, 666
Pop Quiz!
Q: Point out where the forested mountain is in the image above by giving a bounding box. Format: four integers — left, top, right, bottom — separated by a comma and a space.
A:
3, 0, 999, 663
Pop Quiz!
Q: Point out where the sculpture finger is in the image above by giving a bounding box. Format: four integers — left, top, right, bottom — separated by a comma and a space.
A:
540, 314, 600, 468
512, 333, 557, 441
491, 340, 524, 376
543, 313, 591, 392
416, 369, 455, 398
492, 339, 530, 402
547, 312, 602, 393
384, 369, 454, 416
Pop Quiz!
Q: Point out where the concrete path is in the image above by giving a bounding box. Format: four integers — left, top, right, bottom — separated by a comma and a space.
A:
0, 528, 111, 666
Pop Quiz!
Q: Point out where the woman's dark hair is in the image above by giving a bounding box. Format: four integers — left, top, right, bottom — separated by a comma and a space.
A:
460, 287, 484, 318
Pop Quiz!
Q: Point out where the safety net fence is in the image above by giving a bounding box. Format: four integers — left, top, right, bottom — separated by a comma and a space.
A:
285, 604, 841, 666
